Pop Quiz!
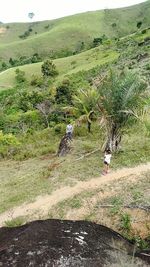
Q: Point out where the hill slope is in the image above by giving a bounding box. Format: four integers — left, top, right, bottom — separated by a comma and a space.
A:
0, 27, 149, 90
0, 46, 118, 89
0, 1, 150, 61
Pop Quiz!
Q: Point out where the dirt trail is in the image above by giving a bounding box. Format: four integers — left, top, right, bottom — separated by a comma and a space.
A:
0, 162, 150, 226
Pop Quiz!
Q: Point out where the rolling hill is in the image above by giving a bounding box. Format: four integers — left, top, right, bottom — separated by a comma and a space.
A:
0, 45, 119, 89
0, 0, 150, 61
0, 26, 149, 90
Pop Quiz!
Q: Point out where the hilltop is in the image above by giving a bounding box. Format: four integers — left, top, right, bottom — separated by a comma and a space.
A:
0, 0, 150, 62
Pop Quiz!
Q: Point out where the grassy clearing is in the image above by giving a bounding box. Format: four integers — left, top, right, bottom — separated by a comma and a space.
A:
0, 121, 150, 215
0, 157, 53, 214
0, 1, 149, 60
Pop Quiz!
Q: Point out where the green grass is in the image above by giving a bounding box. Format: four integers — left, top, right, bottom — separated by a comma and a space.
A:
0, 24, 149, 90
0, 46, 118, 89
4, 216, 26, 227
0, 1, 149, 61
1, 121, 150, 215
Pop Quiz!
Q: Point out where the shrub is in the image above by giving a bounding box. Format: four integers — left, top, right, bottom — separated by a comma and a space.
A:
41, 60, 59, 77
15, 68, 26, 83
0, 131, 19, 146
137, 21, 142, 29
30, 75, 43, 87
54, 123, 65, 134
111, 23, 117, 28
93, 37, 103, 47
141, 29, 147, 34
19, 110, 41, 130
44, 24, 50, 29
55, 79, 73, 104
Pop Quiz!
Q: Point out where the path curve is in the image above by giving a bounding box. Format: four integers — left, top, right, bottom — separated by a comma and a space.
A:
0, 162, 150, 226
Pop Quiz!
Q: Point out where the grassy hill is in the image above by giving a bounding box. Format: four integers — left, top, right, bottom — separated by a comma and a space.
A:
0, 26, 149, 90
0, 1, 150, 61
0, 45, 118, 89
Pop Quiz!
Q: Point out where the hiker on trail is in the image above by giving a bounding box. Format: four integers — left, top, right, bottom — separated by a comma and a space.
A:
103, 149, 112, 175
66, 123, 73, 140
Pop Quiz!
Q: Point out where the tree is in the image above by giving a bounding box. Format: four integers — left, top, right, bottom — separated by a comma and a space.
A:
73, 87, 99, 132
96, 70, 147, 151
137, 21, 142, 29
93, 38, 103, 47
15, 68, 26, 84
36, 100, 52, 128
41, 60, 59, 77
28, 12, 35, 20
55, 79, 72, 104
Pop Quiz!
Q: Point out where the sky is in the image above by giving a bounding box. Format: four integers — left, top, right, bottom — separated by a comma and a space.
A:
0, 0, 147, 23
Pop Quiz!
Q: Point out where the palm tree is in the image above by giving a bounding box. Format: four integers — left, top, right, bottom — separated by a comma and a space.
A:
96, 70, 147, 151
73, 87, 99, 132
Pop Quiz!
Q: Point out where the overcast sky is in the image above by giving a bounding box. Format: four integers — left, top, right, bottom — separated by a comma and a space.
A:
0, 0, 147, 23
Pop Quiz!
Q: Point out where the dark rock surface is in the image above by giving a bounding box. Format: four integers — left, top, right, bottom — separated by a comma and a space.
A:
0, 219, 149, 266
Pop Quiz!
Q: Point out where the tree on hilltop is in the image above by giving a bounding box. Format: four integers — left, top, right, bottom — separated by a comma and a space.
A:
28, 12, 35, 20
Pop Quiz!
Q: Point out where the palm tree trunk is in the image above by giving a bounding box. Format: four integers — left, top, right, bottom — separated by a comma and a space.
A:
105, 124, 121, 152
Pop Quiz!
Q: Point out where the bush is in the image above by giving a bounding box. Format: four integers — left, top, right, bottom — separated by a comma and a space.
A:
19, 110, 42, 130
111, 23, 117, 28
54, 123, 65, 134
93, 37, 103, 47
0, 131, 19, 146
0, 131, 20, 159
41, 60, 59, 77
137, 21, 142, 29
30, 75, 44, 87
55, 79, 73, 104
15, 68, 26, 84
141, 29, 147, 34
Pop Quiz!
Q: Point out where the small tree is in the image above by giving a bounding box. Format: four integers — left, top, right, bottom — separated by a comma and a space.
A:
96, 70, 147, 151
55, 79, 72, 105
15, 68, 26, 84
137, 21, 142, 29
28, 12, 35, 20
36, 100, 52, 128
73, 87, 99, 132
41, 60, 58, 78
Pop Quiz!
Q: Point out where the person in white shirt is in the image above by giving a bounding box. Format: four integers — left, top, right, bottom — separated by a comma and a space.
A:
66, 123, 73, 140
103, 149, 112, 175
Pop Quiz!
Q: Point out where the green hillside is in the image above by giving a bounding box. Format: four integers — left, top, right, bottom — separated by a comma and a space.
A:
0, 1, 150, 61
0, 26, 149, 90
0, 46, 118, 89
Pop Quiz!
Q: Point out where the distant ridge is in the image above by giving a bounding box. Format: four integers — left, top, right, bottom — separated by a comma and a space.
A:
0, 1, 149, 61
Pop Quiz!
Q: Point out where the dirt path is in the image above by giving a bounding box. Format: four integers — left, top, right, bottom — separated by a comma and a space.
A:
0, 162, 150, 226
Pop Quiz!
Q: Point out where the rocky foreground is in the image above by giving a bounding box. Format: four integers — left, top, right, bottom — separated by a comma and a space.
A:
0, 219, 149, 266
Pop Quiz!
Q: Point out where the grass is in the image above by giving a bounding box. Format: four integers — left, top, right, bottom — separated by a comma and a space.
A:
0, 1, 149, 61
1, 121, 150, 217
0, 25, 149, 90
0, 46, 118, 89
4, 216, 26, 227
47, 169, 150, 246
